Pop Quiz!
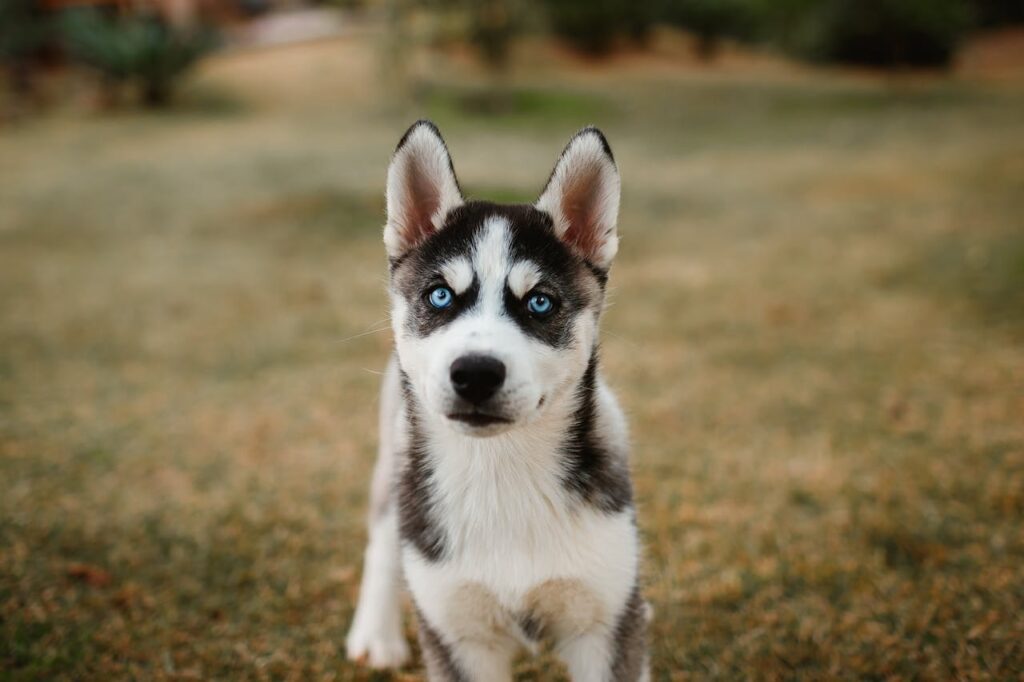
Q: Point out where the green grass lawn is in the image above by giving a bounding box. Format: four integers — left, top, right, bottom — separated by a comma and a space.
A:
1, 36, 1023, 680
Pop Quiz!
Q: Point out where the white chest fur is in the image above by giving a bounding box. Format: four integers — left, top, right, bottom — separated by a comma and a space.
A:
401, 399, 639, 654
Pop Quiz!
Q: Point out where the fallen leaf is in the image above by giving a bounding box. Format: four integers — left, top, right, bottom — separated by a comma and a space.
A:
67, 563, 113, 587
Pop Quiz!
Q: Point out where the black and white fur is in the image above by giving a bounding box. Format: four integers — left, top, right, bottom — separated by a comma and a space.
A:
346, 121, 648, 681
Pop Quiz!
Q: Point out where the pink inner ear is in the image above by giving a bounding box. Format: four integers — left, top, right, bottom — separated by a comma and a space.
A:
560, 160, 603, 260
403, 161, 440, 247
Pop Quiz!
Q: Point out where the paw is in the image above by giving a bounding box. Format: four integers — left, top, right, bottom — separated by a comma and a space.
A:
346, 622, 410, 669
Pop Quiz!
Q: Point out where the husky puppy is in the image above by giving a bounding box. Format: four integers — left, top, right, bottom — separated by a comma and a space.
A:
346, 121, 648, 681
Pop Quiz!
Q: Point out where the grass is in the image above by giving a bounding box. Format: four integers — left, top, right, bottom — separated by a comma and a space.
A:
2, 32, 1024, 680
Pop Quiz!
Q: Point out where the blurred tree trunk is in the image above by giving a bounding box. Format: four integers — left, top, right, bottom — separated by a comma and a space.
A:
694, 33, 721, 61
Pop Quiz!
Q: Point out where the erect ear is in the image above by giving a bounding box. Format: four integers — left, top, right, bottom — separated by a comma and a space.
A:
384, 120, 464, 259
535, 127, 620, 270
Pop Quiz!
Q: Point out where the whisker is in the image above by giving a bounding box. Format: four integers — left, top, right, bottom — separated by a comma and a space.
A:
334, 325, 392, 345
601, 329, 640, 349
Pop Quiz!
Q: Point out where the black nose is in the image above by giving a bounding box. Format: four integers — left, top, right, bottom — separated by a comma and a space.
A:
450, 354, 506, 405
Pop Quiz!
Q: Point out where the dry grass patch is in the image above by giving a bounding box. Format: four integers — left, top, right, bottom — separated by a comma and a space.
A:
2, 35, 1023, 680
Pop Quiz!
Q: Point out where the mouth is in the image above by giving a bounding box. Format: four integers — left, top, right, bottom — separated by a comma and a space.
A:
446, 412, 513, 428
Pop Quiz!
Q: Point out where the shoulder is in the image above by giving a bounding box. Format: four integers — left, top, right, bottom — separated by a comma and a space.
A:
595, 375, 630, 459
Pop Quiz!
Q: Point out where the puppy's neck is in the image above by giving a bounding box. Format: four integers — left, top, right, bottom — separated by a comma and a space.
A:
407, 374, 589, 556
398, 350, 632, 561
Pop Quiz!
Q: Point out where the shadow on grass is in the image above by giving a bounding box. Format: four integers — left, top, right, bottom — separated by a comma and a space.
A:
0, 618, 90, 680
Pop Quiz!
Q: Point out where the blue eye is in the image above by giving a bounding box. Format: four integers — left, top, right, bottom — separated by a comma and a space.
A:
428, 286, 454, 309
527, 293, 554, 316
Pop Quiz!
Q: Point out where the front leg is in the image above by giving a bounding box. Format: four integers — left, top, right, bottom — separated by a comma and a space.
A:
411, 580, 527, 682
557, 588, 650, 682
416, 609, 517, 682
345, 509, 410, 668
347, 356, 410, 668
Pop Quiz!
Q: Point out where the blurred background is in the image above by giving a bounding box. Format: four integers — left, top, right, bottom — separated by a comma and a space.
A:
1, 0, 1023, 678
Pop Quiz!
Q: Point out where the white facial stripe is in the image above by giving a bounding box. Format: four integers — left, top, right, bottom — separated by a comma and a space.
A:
508, 260, 541, 299
472, 217, 512, 315
441, 257, 474, 294
473, 217, 511, 283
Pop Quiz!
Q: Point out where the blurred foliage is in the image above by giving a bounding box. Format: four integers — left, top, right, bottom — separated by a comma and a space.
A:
971, 0, 1024, 27
0, 0, 52, 97
659, 0, 760, 59
60, 9, 218, 107
796, 0, 972, 67
672, 0, 973, 67
429, 0, 531, 71
0, 0, 51, 62
533, 0, 975, 67
537, 0, 653, 55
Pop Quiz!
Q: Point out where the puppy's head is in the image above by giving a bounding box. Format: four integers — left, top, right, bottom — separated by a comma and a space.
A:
385, 121, 620, 437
